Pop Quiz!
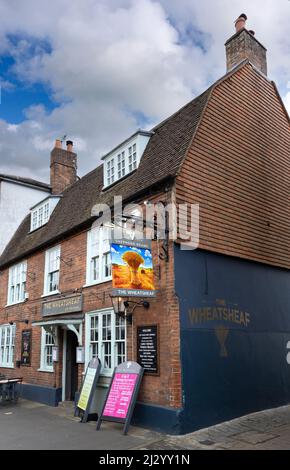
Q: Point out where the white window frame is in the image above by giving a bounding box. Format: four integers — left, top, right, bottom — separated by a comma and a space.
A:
30, 197, 60, 232
85, 226, 112, 286
7, 261, 27, 306
85, 309, 127, 377
43, 245, 61, 296
0, 324, 16, 368
31, 201, 50, 231
39, 328, 55, 372
103, 133, 151, 188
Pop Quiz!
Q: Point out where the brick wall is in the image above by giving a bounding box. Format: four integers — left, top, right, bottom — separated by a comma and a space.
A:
0, 191, 182, 409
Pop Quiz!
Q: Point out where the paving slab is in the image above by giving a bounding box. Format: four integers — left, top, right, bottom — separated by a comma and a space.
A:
1, 399, 290, 450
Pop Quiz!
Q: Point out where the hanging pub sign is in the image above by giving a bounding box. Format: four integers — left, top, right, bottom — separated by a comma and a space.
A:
110, 239, 156, 298
21, 329, 32, 366
75, 357, 101, 423
96, 361, 144, 435
137, 325, 159, 375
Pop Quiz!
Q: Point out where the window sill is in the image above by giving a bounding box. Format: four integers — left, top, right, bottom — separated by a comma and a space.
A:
41, 291, 60, 298
37, 368, 54, 373
0, 365, 14, 369
83, 278, 112, 288
5, 300, 26, 307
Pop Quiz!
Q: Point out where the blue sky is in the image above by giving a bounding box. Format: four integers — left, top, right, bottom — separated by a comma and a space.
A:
1, 0, 290, 181
111, 244, 153, 269
0, 56, 56, 123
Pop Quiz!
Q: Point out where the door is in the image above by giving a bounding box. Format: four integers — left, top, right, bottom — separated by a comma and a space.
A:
65, 330, 78, 401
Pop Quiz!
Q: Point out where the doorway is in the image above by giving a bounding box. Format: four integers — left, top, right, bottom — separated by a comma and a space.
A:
64, 330, 78, 401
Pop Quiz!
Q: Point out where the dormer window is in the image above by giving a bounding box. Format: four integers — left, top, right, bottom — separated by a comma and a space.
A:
30, 196, 60, 232
102, 130, 153, 188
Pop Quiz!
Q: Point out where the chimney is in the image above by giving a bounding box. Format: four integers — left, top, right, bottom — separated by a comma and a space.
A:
50, 139, 77, 194
225, 14, 267, 76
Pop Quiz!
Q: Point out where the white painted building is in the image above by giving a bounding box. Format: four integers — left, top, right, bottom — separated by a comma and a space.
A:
0, 174, 50, 254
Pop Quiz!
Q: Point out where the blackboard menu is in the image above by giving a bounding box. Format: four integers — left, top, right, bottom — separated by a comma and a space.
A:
21, 329, 31, 365
137, 325, 158, 374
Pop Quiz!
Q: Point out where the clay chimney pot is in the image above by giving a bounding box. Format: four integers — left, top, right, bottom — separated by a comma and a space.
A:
235, 13, 247, 33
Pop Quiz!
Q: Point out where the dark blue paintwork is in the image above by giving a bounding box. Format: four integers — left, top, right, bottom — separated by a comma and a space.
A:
175, 246, 290, 434
18, 383, 62, 407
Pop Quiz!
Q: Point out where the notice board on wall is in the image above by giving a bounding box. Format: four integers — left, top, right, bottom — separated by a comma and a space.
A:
96, 361, 143, 435
137, 325, 159, 375
75, 357, 101, 423
21, 330, 32, 366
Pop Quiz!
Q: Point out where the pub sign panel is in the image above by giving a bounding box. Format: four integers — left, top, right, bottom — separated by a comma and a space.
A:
42, 294, 83, 317
110, 239, 156, 298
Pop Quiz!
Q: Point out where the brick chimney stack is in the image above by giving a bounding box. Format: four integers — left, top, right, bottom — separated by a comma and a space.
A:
225, 14, 267, 76
50, 139, 77, 194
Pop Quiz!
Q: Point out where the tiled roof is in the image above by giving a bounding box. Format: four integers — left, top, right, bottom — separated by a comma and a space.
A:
0, 86, 211, 268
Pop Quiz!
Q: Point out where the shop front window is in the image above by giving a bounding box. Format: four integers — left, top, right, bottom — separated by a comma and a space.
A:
0, 324, 15, 368
86, 309, 126, 375
40, 328, 55, 371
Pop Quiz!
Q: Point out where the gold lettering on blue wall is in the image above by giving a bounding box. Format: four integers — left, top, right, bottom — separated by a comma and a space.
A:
187, 300, 251, 358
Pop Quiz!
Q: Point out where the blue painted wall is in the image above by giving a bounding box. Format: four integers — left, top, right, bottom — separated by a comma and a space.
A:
175, 246, 290, 434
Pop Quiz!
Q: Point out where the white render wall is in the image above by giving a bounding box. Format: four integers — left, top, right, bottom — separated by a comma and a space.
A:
0, 180, 49, 255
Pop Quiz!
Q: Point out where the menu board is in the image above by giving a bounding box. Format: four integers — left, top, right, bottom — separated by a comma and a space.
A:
76, 357, 101, 423
97, 361, 143, 435
21, 330, 31, 366
103, 373, 138, 419
137, 325, 158, 374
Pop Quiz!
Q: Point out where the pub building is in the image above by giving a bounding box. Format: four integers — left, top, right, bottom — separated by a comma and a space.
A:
1, 15, 290, 434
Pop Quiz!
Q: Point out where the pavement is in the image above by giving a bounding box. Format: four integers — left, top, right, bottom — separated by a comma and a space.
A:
0, 399, 290, 450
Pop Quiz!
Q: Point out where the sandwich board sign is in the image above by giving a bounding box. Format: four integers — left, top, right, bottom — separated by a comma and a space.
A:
75, 357, 101, 423
96, 361, 143, 435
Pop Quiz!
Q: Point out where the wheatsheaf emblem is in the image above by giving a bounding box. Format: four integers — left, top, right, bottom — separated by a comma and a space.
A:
187, 299, 251, 358
214, 326, 230, 357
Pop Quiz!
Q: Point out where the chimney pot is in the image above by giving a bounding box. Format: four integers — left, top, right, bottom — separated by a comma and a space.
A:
225, 15, 267, 76
235, 13, 247, 33
66, 140, 73, 152
55, 139, 62, 149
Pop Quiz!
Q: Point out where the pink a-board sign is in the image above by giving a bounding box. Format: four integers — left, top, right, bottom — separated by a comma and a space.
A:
103, 373, 138, 419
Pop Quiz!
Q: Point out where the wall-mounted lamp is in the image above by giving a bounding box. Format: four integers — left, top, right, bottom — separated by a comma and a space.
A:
110, 296, 150, 325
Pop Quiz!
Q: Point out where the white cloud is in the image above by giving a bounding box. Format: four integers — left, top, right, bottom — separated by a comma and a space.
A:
0, 0, 290, 182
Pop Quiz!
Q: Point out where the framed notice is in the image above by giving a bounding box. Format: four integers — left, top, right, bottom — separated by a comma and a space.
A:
137, 325, 159, 375
75, 357, 101, 423
96, 361, 144, 435
21, 329, 31, 366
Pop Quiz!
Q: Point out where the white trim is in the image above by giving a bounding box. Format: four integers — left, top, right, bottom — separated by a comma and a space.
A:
5, 300, 26, 308
86, 226, 112, 286
85, 308, 127, 377
0, 323, 16, 368
39, 327, 54, 372
7, 261, 27, 306
37, 368, 54, 373
43, 245, 61, 296
41, 291, 60, 298
30, 197, 60, 232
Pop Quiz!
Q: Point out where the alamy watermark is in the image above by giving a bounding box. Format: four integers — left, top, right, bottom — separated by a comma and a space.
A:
91, 196, 199, 250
